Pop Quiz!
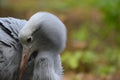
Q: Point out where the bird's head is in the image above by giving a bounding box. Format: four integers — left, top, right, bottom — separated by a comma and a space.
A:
18, 12, 66, 80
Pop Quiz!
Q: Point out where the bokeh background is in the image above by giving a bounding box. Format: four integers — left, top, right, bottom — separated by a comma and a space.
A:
0, 0, 120, 80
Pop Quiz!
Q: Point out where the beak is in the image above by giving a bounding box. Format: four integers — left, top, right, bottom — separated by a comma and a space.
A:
18, 48, 32, 80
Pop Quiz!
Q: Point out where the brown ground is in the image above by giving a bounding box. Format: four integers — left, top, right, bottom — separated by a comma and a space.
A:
63, 72, 120, 80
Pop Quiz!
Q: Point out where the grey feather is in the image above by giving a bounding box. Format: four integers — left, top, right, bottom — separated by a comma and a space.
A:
0, 12, 66, 80
0, 18, 26, 47
0, 18, 27, 80
19, 12, 66, 80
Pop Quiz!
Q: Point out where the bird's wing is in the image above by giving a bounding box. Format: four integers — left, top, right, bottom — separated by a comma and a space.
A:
0, 18, 26, 80
0, 17, 27, 47
0, 41, 22, 80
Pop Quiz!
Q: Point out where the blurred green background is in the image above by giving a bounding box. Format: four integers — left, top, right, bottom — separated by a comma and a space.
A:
0, 0, 120, 80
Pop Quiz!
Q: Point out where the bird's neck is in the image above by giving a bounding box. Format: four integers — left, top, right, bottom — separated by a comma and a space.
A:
32, 51, 63, 80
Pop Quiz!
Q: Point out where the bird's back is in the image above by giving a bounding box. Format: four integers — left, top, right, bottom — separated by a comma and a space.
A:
0, 17, 26, 46
0, 17, 27, 80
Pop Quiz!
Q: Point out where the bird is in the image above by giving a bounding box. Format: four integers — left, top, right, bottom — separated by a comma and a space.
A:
0, 12, 67, 80
0, 17, 26, 80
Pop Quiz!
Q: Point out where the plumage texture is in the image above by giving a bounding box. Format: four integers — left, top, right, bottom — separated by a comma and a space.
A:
0, 12, 66, 80
19, 12, 66, 80
0, 18, 34, 80
0, 18, 26, 80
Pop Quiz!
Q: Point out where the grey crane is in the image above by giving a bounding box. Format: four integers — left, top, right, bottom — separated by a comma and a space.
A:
0, 12, 66, 80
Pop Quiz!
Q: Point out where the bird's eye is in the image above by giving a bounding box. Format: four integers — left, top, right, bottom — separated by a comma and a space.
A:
26, 36, 33, 43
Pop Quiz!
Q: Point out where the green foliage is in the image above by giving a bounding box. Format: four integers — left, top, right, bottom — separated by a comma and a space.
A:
81, 51, 96, 64
92, 48, 120, 76
89, 37, 100, 50
104, 48, 120, 68
71, 25, 89, 41
97, 0, 120, 25
94, 65, 116, 76
95, 0, 120, 45
62, 48, 120, 75
62, 51, 82, 69
1, 0, 120, 77
62, 50, 96, 71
